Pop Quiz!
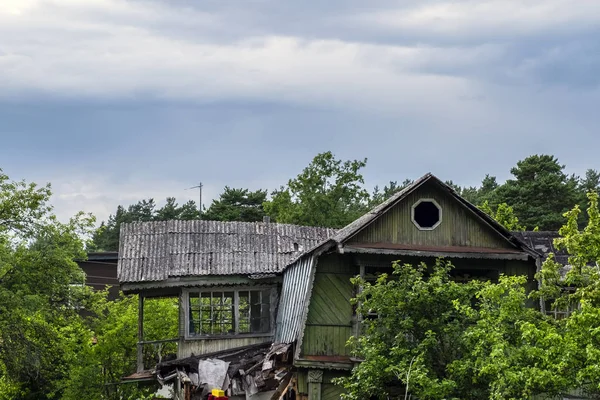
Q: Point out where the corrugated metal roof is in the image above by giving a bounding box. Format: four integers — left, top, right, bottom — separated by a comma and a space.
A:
117, 220, 336, 283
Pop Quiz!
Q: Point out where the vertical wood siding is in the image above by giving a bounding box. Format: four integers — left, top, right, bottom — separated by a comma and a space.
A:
348, 182, 512, 249
297, 370, 308, 395
301, 255, 356, 357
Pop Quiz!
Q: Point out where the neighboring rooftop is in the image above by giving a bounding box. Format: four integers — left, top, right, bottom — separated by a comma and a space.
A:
118, 220, 336, 283
512, 231, 569, 266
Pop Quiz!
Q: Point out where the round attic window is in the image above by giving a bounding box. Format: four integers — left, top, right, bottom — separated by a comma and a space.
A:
411, 199, 442, 230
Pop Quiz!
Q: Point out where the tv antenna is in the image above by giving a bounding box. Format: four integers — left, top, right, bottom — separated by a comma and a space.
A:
186, 182, 203, 219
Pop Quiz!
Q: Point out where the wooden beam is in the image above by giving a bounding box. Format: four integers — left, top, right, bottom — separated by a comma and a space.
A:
295, 359, 354, 371
307, 370, 323, 400
343, 245, 530, 261
121, 275, 283, 294
137, 294, 144, 373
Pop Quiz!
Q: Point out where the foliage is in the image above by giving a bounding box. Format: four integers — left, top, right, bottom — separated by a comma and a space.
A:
479, 201, 526, 231
338, 260, 484, 400
0, 169, 96, 400
369, 179, 413, 208
90, 197, 199, 251
456, 276, 566, 400
339, 259, 574, 400
264, 152, 370, 227
203, 187, 267, 222
493, 154, 580, 230
62, 294, 178, 400
579, 169, 600, 195
532, 191, 600, 396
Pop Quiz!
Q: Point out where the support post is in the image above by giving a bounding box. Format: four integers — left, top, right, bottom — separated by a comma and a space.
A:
137, 294, 144, 373
307, 370, 323, 400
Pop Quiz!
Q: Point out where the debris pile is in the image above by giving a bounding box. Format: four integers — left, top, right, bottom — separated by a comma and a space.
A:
156, 342, 292, 400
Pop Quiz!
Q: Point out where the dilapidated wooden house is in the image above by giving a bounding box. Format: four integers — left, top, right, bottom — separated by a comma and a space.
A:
118, 173, 541, 399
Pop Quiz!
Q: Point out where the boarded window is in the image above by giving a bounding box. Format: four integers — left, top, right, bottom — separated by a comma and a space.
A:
188, 288, 272, 336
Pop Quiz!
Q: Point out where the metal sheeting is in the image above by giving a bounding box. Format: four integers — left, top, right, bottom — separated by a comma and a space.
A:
118, 220, 335, 283
274, 256, 314, 344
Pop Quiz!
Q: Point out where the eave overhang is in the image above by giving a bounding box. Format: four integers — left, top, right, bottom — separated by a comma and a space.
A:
341, 243, 531, 261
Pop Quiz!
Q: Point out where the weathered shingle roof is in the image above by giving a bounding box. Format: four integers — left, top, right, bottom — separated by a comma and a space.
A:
511, 231, 569, 265
117, 220, 337, 283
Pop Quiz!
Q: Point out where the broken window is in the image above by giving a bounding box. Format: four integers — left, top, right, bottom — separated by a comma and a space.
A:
187, 288, 273, 337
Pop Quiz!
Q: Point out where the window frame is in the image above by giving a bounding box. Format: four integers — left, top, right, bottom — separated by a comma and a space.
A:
411, 198, 443, 231
183, 286, 276, 340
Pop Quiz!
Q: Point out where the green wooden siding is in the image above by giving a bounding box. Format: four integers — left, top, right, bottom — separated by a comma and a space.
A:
322, 383, 345, 400
348, 181, 513, 249
301, 253, 537, 360
323, 371, 346, 400
296, 370, 347, 399
297, 370, 308, 395
302, 255, 356, 357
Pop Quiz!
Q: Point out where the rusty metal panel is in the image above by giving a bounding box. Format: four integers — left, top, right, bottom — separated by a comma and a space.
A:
118, 220, 335, 283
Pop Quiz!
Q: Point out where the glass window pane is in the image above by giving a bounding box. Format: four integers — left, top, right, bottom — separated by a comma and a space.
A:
188, 292, 200, 335
189, 289, 272, 336
250, 290, 271, 333
239, 291, 250, 333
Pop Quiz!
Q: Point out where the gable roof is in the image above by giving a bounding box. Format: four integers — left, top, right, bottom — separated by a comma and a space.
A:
117, 220, 336, 284
301, 173, 539, 260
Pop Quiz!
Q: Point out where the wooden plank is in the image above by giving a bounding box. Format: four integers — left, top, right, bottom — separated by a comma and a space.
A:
307, 274, 354, 326
322, 383, 345, 400
297, 370, 308, 395
307, 370, 323, 400
137, 295, 144, 373
302, 326, 353, 356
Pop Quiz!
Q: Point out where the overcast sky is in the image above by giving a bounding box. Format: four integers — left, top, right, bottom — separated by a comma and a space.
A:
1, 0, 599, 223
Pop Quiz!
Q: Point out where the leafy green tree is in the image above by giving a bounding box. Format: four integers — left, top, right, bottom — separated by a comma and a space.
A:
62, 294, 178, 400
0, 169, 96, 400
532, 192, 600, 396
338, 260, 485, 400
579, 169, 600, 196
264, 152, 370, 228
494, 155, 580, 230
154, 197, 199, 221
203, 187, 267, 222
369, 179, 413, 208
479, 201, 526, 231
456, 275, 566, 400
338, 258, 569, 400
